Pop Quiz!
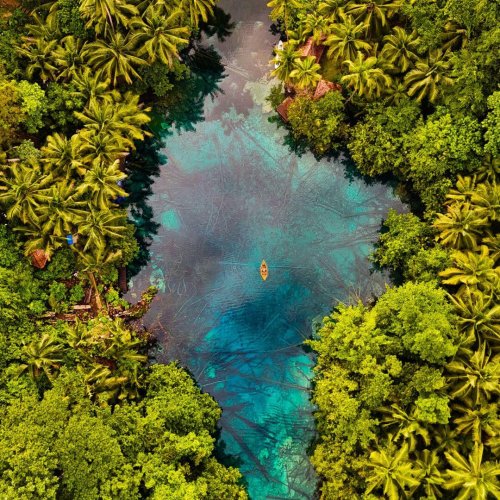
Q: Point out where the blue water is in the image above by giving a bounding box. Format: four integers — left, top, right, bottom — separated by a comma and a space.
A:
128, 2, 405, 497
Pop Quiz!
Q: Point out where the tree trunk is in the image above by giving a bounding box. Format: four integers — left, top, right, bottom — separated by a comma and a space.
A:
88, 271, 103, 311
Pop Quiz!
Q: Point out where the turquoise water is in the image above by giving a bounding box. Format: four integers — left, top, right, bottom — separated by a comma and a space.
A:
127, 2, 405, 498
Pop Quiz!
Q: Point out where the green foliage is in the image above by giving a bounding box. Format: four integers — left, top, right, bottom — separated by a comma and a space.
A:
405, 246, 452, 283
403, 112, 483, 212
288, 92, 348, 154
483, 91, 500, 157
37, 248, 76, 282
309, 281, 462, 497
69, 283, 85, 304
266, 84, 285, 109
374, 282, 459, 364
0, 366, 247, 499
348, 99, 420, 176
55, 0, 89, 38
12, 139, 41, 162
48, 281, 68, 312
45, 82, 86, 131
372, 209, 433, 274
275, 2, 500, 498
16, 80, 47, 134
134, 62, 177, 98
0, 79, 23, 149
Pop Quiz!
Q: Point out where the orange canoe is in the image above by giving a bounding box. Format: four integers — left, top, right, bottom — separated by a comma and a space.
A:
260, 260, 268, 281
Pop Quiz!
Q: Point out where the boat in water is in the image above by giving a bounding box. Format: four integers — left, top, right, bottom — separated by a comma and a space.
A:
260, 260, 269, 281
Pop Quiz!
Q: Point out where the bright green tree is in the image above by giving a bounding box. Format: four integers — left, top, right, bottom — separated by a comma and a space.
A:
341, 52, 392, 99
130, 8, 189, 67
404, 49, 454, 103
290, 55, 322, 89
324, 14, 372, 64
84, 32, 146, 86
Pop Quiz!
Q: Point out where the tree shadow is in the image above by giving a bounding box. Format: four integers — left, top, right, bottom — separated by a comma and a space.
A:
198, 6, 236, 43
155, 45, 226, 135
123, 135, 162, 279
126, 22, 228, 276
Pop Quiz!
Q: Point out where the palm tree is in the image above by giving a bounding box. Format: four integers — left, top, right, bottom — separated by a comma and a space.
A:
71, 67, 111, 103
0, 163, 52, 224
381, 27, 420, 73
439, 247, 499, 293
324, 14, 372, 64
77, 130, 128, 165
271, 41, 300, 84
444, 444, 500, 498
25, 12, 60, 41
75, 94, 150, 145
16, 224, 66, 260
181, 0, 216, 28
453, 399, 499, 444
318, 0, 346, 22
65, 318, 147, 392
77, 160, 127, 210
442, 20, 468, 51
303, 12, 330, 43
286, 24, 310, 45
19, 334, 64, 381
17, 38, 58, 83
84, 32, 146, 86
79, 209, 127, 252
471, 182, 500, 222
74, 246, 123, 310
346, 0, 402, 39
434, 202, 489, 250
52, 35, 86, 82
450, 291, 500, 344
341, 51, 392, 99
289, 56, 322, 90
446, 175, 477, 204
80, 364, 129, 401
104, 91, 152, 141
365, 441, 420, 499
79, 0, 138, 35
412, 449, 445, 499
446, 343, 500, 405
267, 0, 304, 34
476, 154, 500, 183
41, 133, 86, 178
384, 79, 407, 105
89, 317, 146, 394
34, 182, 87, 238
379, 404, 431, 452
129, 8, 189, 67
404, 49, 453, 103
434, 425, 462, 453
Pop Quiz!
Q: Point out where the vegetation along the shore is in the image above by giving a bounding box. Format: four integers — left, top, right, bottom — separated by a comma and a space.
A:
268, 0, 499, 498
0, 0, 247, 496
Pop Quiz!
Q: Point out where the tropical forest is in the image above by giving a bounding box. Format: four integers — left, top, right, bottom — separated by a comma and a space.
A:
0, 0, 498, 498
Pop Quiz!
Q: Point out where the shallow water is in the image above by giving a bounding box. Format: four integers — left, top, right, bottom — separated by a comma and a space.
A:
127, 1, 405, 498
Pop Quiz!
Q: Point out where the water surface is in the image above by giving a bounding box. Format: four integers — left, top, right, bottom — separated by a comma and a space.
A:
128, 2, 405, 497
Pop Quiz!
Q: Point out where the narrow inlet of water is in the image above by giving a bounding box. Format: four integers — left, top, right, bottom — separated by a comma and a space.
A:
127, 1, 405, 497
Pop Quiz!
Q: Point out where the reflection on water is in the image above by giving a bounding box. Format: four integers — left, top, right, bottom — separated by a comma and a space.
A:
127, 1, 405, 498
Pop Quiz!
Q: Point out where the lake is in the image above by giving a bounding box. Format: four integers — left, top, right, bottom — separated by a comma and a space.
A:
127, 1, 405, 497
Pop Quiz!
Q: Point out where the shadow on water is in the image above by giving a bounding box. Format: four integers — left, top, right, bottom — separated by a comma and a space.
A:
125, 17, 229, 278
198, 6, 236, 43
124, 136, 162, 279
156, 45, 226, 134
